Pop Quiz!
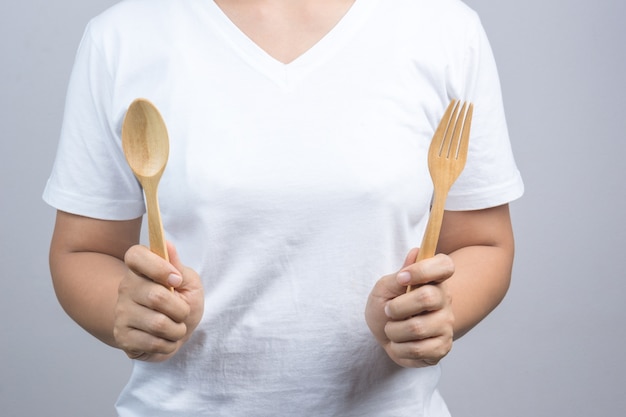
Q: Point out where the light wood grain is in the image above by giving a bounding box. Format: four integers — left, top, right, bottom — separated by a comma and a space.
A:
407, 100, 473, 292
121, 98, 170, 262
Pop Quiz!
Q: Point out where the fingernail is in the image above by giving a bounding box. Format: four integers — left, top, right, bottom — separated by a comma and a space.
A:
384, 303, 392, 318
397, 271, 411, 285
167, 273, 182, 287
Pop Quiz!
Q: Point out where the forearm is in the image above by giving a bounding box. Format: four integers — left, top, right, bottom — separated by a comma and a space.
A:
51, 251, 127, 347
447, 243, 513, 340
364, 205, 515, 368
436, 204, 515, 340
49, 211, 141, 348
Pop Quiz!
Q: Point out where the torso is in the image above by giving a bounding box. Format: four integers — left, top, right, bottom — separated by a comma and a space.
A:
48, 1, 520, 415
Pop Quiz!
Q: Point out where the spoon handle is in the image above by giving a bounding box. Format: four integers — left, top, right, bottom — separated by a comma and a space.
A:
143, 179, 169, 262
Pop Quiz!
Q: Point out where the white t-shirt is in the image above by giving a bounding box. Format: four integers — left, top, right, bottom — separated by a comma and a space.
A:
44, 0, 524, 416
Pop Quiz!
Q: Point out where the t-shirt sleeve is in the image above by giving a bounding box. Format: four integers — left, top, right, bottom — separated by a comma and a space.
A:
444, 14, 524, 210
43, 21, 145, 220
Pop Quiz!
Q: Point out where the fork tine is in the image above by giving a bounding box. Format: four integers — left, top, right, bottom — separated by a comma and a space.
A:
432, 99, 458, 156
456, 103, 473, 161
448, 101, 468, 159
442, 100, 461, 158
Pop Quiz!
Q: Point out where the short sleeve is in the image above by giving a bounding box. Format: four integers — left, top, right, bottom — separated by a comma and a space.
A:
43, 21, 145, 220
444, 14, 524, 210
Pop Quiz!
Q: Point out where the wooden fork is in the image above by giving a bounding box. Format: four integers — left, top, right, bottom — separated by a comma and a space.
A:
407, 100, 473, 292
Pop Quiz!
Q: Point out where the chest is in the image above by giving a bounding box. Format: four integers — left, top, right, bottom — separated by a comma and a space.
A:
110, 0, 453, 227
213, 0, 356, 64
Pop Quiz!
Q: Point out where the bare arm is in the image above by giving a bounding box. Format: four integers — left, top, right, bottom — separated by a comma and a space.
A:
49, 210, 204, 361
439, 203, 514, 339
366, 204, 515, 367
49, 211, 141, 346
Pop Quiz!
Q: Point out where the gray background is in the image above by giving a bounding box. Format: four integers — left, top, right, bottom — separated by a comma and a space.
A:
1, 0, 625, 416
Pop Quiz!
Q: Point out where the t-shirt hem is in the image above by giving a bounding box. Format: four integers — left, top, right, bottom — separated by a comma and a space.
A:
43, 184, 145, 221
445, 172, 524, 211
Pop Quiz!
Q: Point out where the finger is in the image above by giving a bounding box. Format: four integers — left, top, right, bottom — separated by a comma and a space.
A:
386, 335, 453, 367
113, 304, 185, 358
398, 253, 455, 288
124, 244, 183, 288
118, 265, 191, 322
116, 284, 189, 337
401, 247, 420, 268
370, 248, 424, 296
385, 284, 447, 320
118, 327, 180, 357
124, 306, 187, 342
130, 279, 191, 323
166, 241, 204, 304
384, 308, 453, 343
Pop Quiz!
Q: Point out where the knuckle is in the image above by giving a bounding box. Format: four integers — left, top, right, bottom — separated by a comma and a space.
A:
413, 261, 429, 279
423, 357, 442, 367
433, 334, 453, 360
407, 343, 425, 359
435, 254, 455, 276
146, 338, 165, 353
117, 274, 133, 295
114, 297, 127, 316
413, 344, 450, 366
383, 321, 397, 341
180, 303, 191, 321
125, 350, 145, 360
407, 318, 426, 338
145, 286, 168, 307
435, 340, 453, 360
146, 338, 176, 355
149, 314, 171, 335
445, 289, 453, 305
123, 245, 142, 265
416, 286, 439, 308
176, 297, 191, 318
112, 325, 124, 345
115, 333, 133, 353
173, 323, 188, 341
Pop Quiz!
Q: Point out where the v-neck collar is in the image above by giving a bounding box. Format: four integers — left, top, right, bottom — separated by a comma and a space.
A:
205, 0, 379, 91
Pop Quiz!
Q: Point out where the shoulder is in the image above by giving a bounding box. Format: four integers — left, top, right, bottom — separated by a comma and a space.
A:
368, 0, 486, 66
84, 0, 198, 40
93, 0, 187, 21
398, 0, 479, 21
377, 0, 482, 37
77, 0, 203, 59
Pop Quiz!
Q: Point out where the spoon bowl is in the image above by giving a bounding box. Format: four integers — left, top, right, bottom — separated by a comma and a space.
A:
122, 98, 170, 261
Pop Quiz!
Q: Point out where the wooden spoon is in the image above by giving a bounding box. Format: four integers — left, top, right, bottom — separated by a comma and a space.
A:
122, 98, 170, 261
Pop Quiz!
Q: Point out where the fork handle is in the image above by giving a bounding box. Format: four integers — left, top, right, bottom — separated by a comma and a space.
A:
417, 191, 447, 261
406, 189, 448, 292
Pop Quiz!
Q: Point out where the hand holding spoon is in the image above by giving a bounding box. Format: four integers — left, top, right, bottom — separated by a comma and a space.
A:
122, 98, 170, 261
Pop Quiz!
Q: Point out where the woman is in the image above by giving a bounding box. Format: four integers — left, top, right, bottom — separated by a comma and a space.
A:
44, 0, 523, 415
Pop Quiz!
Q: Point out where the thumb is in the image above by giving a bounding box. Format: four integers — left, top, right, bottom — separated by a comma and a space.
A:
165, 241, 202, 292
166, 240, 184, 274
373, 248, 420, 300
402, 247, 419, 269
164, 241, 186, 288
